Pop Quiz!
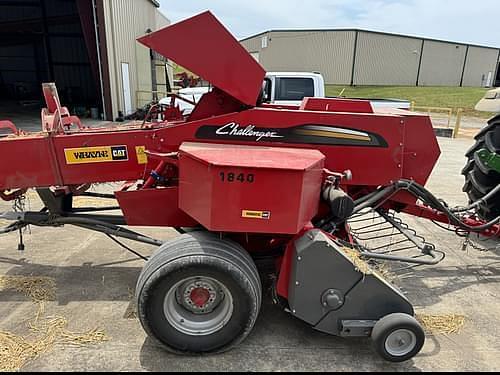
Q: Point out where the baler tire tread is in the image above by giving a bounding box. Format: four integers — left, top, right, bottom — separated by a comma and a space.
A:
462, 116, 500, 221
136, 232, 262, 354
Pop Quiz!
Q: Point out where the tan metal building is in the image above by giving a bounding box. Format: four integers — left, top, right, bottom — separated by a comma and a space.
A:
241, 29, 500, 88
98, 0, 173, 120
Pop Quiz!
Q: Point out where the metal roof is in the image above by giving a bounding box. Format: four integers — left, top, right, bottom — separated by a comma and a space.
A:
240, 28, 499, 51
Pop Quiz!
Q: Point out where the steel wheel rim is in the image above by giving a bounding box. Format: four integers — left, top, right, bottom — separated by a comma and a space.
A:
164, 277, 233, 336
384, 329, 417, 357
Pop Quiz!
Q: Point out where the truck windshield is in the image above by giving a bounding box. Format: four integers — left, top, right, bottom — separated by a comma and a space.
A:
275, 78, 314, 101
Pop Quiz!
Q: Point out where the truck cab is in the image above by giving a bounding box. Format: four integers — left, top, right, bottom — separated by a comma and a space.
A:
262, 72, 325, 106
161, 71, 410, 114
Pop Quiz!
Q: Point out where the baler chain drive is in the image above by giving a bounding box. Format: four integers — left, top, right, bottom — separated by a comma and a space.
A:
0, 11, 498, 363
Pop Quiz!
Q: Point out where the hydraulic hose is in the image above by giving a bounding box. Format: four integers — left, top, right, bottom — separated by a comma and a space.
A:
451, 183, 500, 213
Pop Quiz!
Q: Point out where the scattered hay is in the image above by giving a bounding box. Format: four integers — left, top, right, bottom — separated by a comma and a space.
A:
340, 247, 373, 275
373, 262, 397, 282
0, 276, 108, 371
339, 247, 398, 283
0, 316, 109, 371
0, 332, 38, 372
0, 276, 56, 303
417, 314, 466, 335
29, 316, 109, 347
72, 196, 117, 209
24, 190, 39, 201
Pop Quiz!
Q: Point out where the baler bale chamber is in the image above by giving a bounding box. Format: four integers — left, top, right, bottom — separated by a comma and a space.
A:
0, 11, 499, 363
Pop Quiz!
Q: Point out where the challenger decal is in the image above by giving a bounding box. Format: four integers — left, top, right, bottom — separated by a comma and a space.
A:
195, 123, 388, 147
65, 145, 129, 165
215, 122, 283, 141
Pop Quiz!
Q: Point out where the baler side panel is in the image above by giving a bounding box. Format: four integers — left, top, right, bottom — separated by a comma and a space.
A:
51, 130, 162, 186
0, 128, 170, 191
0, 136, 58, 191
402, 115, 442, 186
153, 108, 411, 187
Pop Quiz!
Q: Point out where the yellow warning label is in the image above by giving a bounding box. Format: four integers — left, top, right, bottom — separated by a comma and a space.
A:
64, 145, 128, 165
136, 146, 148, 165
242, 210, 271, 220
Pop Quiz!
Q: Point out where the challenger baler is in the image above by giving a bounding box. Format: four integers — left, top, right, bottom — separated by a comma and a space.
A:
0, 11, 499, 363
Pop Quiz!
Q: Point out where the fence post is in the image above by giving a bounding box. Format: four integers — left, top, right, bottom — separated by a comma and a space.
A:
410, 101, 415, 111
453, 108, 463, 138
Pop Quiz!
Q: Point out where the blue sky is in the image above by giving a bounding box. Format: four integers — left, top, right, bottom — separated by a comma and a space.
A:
158, 0, 500, 47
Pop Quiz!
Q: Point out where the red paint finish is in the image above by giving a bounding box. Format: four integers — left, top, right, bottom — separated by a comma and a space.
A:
157, 108, 411, 187
300, 97, 374, 113
276, 223, 315, 299
0, 136, 58, 190
403, 204, 500, 238
138, 11, 266, 107
187, 88, 246, 122
115, 187, 198, 227
190, 288, 210, 308
0, 106, 439, 199
178, 143, 325, 234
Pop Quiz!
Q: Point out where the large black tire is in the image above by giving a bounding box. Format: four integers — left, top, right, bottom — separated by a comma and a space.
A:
462, 115, 500, 221
371, 313, 425, 363
136, 232, 262, 354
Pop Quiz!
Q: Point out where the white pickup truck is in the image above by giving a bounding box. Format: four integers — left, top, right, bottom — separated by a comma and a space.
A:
160, 72, 410, 114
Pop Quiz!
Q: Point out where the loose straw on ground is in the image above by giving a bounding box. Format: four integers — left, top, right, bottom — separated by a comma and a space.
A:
72, 196, 117, 208
417, 314, 466, 335
0, 276, 108, 371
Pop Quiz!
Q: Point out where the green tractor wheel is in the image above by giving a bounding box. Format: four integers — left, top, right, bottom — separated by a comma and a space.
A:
462, 115, 500, 221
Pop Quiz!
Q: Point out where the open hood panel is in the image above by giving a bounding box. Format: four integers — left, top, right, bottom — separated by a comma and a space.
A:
138, 11, 266, 107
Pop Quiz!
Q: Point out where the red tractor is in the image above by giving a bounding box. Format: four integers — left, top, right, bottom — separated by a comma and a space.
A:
0, 12, 498, 362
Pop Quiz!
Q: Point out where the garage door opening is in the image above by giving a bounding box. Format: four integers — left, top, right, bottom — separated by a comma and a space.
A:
0, 0, 101, 131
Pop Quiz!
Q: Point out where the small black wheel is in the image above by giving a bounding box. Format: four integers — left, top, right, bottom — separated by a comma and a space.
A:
136, 232, 262, 354
371, 313, 425, 362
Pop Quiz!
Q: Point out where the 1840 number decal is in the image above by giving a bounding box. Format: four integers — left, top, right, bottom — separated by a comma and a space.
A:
220, 172, 255, 183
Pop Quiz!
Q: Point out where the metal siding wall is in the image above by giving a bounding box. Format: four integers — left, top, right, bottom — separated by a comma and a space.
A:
241, 37, 262, 54
462, 47, 499, 87
354, 32, 421, 86
242, 31, 355, 84
104, 0, 158, 119
418, 41, 466, 86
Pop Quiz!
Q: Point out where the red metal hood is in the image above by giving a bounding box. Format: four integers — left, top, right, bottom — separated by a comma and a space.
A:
138, 11, 266, 107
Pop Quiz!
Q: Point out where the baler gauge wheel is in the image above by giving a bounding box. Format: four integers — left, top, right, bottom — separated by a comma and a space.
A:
136, 232, 262, 354
371, 313, 425, 362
